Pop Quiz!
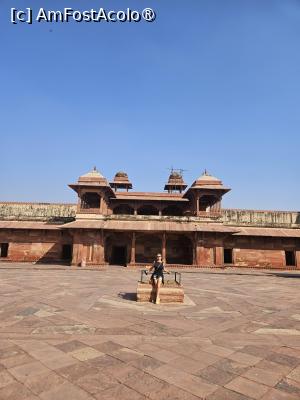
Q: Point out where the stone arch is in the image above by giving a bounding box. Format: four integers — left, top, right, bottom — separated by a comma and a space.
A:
105, 233, 131, 266
166, 234, 193, 265
135, 234, 161, 263
162, 205, 183, 216
113, 204, 134, 215
137, 205, 159, 216
81, 192, 101, 209
199, 194, 219, 212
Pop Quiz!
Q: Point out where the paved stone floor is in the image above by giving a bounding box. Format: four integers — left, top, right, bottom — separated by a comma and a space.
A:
0, 264, 300, 399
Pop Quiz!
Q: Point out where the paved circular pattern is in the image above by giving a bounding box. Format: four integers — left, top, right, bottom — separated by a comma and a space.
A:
0, 264, 300, 399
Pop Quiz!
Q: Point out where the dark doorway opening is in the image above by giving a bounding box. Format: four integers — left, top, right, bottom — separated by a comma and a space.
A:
166, 235, 193, 265
81, 192, 101, 209
162, 205, 183, 216
137, 205, 159, 216
285, 251, 296, 267
62, 244, 72, 262
113, 204, 134, 215
199, 195, 217, 212
111, 246, 127, 266
224, 248, 233, 264
0, 243, 9, 258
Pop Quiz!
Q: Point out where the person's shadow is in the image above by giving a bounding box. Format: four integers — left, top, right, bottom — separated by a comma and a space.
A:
118, 283, 157, 303
118, 292, 137, 301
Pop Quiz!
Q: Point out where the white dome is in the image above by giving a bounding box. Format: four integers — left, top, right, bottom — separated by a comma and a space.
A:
80, 167, 104, 179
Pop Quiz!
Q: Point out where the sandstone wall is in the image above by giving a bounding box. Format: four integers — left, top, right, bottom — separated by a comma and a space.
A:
234, 248, 285, 268
0, 229, 72, 263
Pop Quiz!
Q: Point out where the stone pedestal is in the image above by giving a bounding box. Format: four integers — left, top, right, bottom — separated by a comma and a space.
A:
136, 282, 184, 303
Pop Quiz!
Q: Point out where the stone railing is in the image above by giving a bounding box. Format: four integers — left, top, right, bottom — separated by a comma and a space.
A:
103, 209, 300, 228
107, 214, 222, 223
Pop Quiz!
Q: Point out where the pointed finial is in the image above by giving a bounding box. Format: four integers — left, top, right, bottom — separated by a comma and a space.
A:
93, 166, 97, 171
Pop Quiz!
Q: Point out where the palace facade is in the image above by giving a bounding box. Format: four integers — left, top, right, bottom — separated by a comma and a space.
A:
0, 168, 300, 269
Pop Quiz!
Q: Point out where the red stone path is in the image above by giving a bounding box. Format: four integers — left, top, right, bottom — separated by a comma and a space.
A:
0, 264, 300, 399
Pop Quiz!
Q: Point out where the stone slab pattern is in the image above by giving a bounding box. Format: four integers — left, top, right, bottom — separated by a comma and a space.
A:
0, 264, 300, 399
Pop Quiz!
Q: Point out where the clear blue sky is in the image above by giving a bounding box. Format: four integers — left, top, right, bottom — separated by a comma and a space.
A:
1, 0, 299, 210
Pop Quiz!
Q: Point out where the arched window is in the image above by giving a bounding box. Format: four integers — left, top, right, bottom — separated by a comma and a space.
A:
137, 205, 159, 216
81, 192, 101, 209
162, 205, 183, 216
199, 195, 217, 212
113, 204, 134, 215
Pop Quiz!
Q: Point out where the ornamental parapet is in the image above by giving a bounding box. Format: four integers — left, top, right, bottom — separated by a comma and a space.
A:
222, 209, 300, 229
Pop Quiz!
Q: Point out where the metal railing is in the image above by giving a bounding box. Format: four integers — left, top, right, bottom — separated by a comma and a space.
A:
140, 269, 182, 285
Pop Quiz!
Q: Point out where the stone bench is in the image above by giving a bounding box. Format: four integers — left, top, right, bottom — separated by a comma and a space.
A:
136, 282, 184, 303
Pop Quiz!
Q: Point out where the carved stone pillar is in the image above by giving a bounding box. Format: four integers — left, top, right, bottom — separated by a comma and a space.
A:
99, 229, 105, 264
162, 232, 166, 263
193, 232, 198, 265
196, 193, 200, 216
195, 244, 206, 266
131, 232, 136, 264
296, 251, 300, 270
71, 244, 80, 266
196, 244, 203, 266
71, 230, 81, 266
215, 246, 224, 267
100, 196, 104, 215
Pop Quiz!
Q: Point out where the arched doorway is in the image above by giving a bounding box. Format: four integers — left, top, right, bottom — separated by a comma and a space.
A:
105, 233, 131, 266
135, 234, 161, 263
166, 234, 193, 265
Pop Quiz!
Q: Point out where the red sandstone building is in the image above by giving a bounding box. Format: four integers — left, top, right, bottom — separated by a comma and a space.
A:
0, 168, 299, 269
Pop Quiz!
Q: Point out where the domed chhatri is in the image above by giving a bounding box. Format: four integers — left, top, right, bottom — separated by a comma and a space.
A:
110, 171, 133, 191
191, 170, 229, 191
69, 167, 113, 193
170, 171, 183, 180
196, 170, 221, 182
78, 167, 106, 183
115, 171, 128, 178
164, 170, 187, 193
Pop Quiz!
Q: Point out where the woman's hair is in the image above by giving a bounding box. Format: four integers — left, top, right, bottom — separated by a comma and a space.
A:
156, 253, 162, 257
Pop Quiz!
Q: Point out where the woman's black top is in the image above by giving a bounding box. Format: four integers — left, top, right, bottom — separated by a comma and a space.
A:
151, 261, 165, 283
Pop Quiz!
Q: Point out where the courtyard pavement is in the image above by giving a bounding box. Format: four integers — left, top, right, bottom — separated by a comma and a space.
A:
0, 264, 300, 399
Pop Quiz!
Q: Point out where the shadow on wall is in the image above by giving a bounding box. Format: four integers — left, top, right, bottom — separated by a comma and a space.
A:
35, 243, 72, 265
